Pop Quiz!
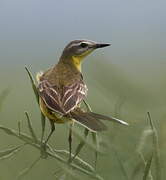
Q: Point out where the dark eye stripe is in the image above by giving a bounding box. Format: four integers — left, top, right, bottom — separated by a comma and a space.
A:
80, 43, 88, 48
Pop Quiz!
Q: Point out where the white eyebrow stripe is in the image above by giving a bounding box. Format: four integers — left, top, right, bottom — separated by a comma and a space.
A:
78, 41, 94, 46
68, 41, 95, 49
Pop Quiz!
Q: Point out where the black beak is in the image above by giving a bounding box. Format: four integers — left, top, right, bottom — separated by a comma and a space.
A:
95, 43, 111, 49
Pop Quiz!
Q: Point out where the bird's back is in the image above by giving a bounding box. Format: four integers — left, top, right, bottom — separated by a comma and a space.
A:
40, 62, 83, 87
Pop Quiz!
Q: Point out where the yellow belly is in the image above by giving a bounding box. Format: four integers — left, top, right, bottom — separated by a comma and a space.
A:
39, 98, 70, 124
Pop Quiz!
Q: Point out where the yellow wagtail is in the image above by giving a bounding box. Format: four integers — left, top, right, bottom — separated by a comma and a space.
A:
37, 39, 128, 154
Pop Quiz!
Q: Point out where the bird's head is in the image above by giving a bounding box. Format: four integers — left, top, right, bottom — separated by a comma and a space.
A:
60, 39, 111, 71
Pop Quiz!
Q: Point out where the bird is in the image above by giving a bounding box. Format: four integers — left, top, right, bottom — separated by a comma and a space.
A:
36, 39, 128, 157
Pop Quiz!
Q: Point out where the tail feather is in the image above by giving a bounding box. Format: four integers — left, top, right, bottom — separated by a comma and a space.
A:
70, 111, 107, 132
86, 112, 129, 126
70, 108, 128, 132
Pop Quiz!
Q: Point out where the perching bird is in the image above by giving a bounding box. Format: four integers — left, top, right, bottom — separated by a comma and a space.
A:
37, 39, 128, 151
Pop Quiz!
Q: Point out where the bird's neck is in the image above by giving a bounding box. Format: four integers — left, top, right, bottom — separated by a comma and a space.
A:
59, 56, 83, 72
71, 56, 82, 72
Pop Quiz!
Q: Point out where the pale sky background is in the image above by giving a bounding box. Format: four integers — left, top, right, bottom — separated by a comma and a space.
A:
0, 0, 166, 68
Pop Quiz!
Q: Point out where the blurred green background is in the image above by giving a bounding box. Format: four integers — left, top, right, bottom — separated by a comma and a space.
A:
0, 0, 166, 179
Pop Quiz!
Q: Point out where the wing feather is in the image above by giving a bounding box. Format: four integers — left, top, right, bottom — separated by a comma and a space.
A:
39, 80, 65, 114
38, 79, 88, 115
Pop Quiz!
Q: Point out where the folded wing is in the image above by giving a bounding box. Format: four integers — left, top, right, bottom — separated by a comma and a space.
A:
38, 80, 88, 115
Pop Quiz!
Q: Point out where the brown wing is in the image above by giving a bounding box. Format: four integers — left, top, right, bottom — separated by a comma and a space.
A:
38, 79, 88, 115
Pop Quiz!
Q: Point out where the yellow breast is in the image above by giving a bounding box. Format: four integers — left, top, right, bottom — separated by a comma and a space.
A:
72, 56, 82, 72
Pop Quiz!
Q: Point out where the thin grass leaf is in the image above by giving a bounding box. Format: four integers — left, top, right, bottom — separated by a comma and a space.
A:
50, 145, 100, 179
131, 117, 154, 179
50, 147, 95, 174
39, 112, 47, 159
137, 152, 153, 180
0, 145, 24, 160
0, 125, 39, 145
130, 152, 146, 179
48, 151, 103, 180
0, 125, 102, 180
25, 111, 38, 142
83, 99, 92, 112
91, 132, 99, 170
73, 126, 105, 155
71, 100, 102, 166
83, 100, 100, 169
17, 156, 41, 180
131, 127, 153, 180
71, 126, 104, 155
147, 112, 161, 180
25, 66, 39, 104
69, 128, 89, 163
25, 67, 47, 157
143, 153, 153, 180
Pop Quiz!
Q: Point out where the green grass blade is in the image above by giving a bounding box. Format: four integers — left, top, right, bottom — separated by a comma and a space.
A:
25, 67, 47, 156
49, 146, 95, 173
25, 111, 38, 142
25, 67, 47, 148
143, 153, 153, 180
0, 145, 24, 160
17, 156, 41, 180
69, 128, 89, 163
25, 66, 39, 104
132, 134, 153, 180
0, 125, 40, 145
91, 132, 99, 170
130, 152, 146, 179
0, 125, 102, 180
40, 112, 47, 158
83, 99, 92, 112
147, 112, 161, 180
70, 125, 104, 154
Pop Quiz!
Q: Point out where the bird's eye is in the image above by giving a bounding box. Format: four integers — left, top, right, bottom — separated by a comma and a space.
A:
80, 43, 88, 48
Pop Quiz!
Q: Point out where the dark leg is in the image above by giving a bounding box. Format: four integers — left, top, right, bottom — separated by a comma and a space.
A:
68, 122, 73, 162
44, 119, 55, 144
41, 112, 46, 143
40, 119, 55, 158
